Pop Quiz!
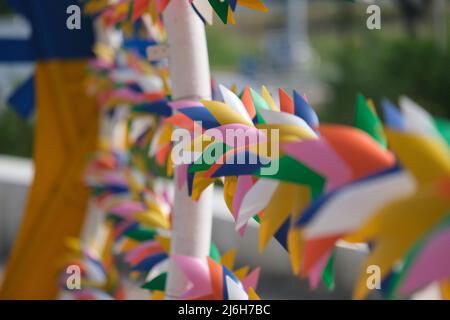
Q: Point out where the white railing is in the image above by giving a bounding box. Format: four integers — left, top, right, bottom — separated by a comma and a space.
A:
0, 155, 372, 298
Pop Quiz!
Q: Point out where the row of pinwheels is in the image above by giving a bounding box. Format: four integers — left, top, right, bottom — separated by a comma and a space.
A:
60, 36, 262, 300
155, 84, 450, 299
60, 148, 261, 300
73, 0, 450, 300
76, 36, 450, 298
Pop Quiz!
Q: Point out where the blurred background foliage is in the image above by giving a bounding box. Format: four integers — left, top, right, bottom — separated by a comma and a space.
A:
324, 35, 450, 123
0, 109, 33, 157
204, 0, 450, 124
0, 0, 11, 15
1, 0, 450, 157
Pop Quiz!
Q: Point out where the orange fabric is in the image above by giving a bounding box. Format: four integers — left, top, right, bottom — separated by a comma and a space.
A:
0, 60, 99, 299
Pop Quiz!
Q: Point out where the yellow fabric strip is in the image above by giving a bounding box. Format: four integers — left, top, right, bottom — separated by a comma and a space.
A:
0, 60, 99, 299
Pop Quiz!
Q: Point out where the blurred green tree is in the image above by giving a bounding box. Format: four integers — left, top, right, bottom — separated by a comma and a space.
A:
0, 109, 34, 157
0, 0, 13, 14
323, 34, 450, 123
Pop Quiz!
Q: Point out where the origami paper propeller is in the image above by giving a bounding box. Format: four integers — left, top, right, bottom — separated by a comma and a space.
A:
290, 119, 397, 279
283, 99, 395, 283
164, 86, 402, 293
165, 86, 322, 234
346, 99, 450, 299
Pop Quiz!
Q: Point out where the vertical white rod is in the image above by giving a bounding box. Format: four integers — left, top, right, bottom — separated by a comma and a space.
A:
163, 0, 214, 299
287, 0, 311, 66
432, 0, 447, 51
80, 11, 123, 245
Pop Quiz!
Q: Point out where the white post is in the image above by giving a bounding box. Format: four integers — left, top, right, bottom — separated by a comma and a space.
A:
163, 0, 214, 299
287, 0, 312, 66
80, 10, 123, 245
432, 0, 447, 50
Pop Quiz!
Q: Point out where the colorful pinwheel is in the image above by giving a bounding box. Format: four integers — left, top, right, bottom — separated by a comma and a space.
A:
345, 97, 450, 299
62, 0, 450, 301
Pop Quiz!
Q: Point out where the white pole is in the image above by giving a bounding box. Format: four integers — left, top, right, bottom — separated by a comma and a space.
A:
162, 0, 214, 299
287, 0, 311, 66
80, 6, 124, 246
432, 0, 447, 51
